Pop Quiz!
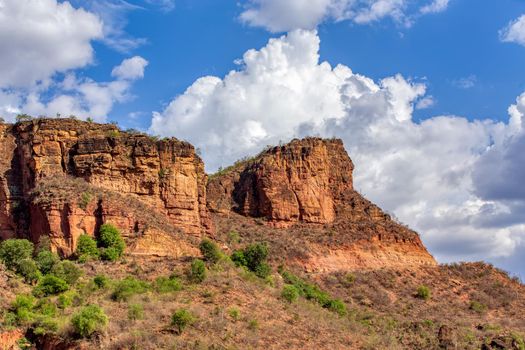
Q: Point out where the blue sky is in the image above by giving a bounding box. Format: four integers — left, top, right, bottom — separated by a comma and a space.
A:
82, 0, 525, 130
1, 0, 525, 278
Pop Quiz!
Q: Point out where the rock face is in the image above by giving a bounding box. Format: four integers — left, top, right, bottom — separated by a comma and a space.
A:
208, 138, 354, 226
207, 137, 436, 270
0, 118, 209, 256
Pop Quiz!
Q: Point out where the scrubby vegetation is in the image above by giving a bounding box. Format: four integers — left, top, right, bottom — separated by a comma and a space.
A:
171, 309, 195, 334
0, 232, 524, 349
71, 305, 108, 338
231, 242, 271, 278
99, 224, 126, 261
188, 259, 207, 283
280, 269, 347, 316
199, 239, 223, 264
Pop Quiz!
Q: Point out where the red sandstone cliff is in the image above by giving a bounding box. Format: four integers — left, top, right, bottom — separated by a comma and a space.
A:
0, 119, 209, 256
207, 137, 436, 271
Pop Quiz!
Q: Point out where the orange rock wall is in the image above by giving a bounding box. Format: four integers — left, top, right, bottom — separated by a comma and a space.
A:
208, 138, 354, 226
0, 119, 210, 255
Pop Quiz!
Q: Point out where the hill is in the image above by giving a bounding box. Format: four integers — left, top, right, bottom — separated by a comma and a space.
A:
0, 118, 522, 350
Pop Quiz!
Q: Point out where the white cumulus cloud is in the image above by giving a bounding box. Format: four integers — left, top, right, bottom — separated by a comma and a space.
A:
0, 0, 103, 88
239, 0, 452, 32
151, 30, 525, 264
500, 14, 525, 46
111, 56, 149, 80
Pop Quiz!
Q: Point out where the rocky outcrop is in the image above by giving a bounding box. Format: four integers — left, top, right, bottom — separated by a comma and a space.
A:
207, 137, 436, 270
208, 138, 354, 226
0, 118, 209, 256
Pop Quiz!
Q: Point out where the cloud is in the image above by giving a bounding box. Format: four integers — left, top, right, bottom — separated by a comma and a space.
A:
71, 0, 146, 53
453, 75, 477, 89
500, 14, 525, 46
145, 0, 175, 12
0, 0, 103, 89
420, 0, 450, 14
2, 56, 147, 123
239, 0, 451, 32
415, 96, 435, 109
0, 1, 147, 122
111, 56, 149, 80
151, 30, 525, 264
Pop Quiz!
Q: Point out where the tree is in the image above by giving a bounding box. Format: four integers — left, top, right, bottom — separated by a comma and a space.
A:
99, 224, 125, 261
199, 239, 222, 264
71, 305, 108, 338
0, 239, 34, 271
76, 234, 98, 260
171, 309, 195, 334
50, 261, 82, 285
35, 250, 59, 274
33, 275, 69, 297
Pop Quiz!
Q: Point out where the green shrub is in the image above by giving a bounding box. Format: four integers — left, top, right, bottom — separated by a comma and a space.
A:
228, 307, 241, 321
155, 276, 182, 293
248, 319, 259, 330
99, 224, 125, 260
231, 243, 271, 278
0, 239, 34, 271
35, 299, 57, 317
112, 277, 150, 302
171, 309, 195, 334
11, 295, 35, 324
99, 247, 121, 262
243, 243, 268, 272
78, 192, 92, 210
343, 273, 356, 286
189, 259, 206, 283
76, 235, 99, 260
71, 305, 108, 338
281, 284, 299, 303
199, 239, 222, 264
35, 250, 59, 274
50, 261, 82, 285
254, 262, 271, 278
33, 275, 69, 297
416, 285, 431, 300
469, 301, 487, 313
280, 270, 346, 315
17, 259, 42, 284
93, 274, 110, 289
33, 316, 59, 336
57, 290, 79, 309
128, 304, 144, 321
327, 299, 347, 316
231, 250, 247, 267
227, 230, 241, 244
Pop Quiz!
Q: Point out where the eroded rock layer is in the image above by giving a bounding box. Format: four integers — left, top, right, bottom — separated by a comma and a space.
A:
0, 119, 210, 255
207, 137, 436, 270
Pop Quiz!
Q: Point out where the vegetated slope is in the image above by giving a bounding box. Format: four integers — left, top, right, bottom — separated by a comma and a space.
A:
0, 242, 523, 350
0, 120, 523, 350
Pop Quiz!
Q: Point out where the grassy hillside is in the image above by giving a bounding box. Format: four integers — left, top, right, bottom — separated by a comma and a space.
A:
0, 226, 524, 350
